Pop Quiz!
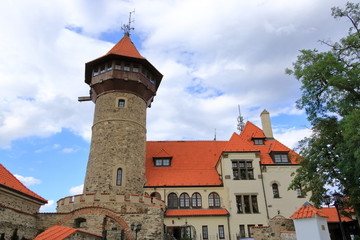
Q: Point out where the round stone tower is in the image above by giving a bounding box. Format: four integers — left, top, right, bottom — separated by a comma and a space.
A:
83, 33, 162, 195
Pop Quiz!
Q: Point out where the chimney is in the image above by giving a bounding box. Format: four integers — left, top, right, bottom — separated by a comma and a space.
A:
260, 109, 273, 138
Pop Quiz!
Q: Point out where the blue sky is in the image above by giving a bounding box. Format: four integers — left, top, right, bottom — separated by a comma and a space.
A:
0, 0, 350, 212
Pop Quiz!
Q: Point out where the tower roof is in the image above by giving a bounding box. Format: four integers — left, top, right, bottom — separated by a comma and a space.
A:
106, 35, 145, 59
0, 164, 47, 203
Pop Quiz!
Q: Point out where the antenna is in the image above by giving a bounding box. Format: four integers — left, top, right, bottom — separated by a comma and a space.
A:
237, 105, 245, 133
214, 128, 217, 141
121, 10, 135, 36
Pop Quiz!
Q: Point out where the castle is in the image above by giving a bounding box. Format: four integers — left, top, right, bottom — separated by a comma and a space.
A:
0, 31, 309, 240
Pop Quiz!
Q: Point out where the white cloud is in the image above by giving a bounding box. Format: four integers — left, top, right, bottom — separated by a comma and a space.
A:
0, 0, 349, 148
39, 200, 55, 213
69, 184, 83, 195
274, 127, 313, 150
14, 174, 41, 186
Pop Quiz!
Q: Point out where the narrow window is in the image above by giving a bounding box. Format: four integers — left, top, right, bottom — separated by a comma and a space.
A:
118, 99, 125, 108
208, 192, 220, 208
218, 225, 225, 239
168, 193, 178, 209
202, 226, 208, 239
239, 225, 246, 238
272, 183, 280, 198
116, 168, 122, 186
150, 192, 161, 200
191, 193, 202, 208
251, 195, 259, 213
179, 193, 190, 208
244, 195, 251, 213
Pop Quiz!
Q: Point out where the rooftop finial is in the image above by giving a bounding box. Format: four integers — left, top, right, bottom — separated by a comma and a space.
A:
237, 105, 245, 133
121, 10, 135, 36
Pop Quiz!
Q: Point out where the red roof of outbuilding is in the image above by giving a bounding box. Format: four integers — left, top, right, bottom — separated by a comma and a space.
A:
166, 209, 229, 217
34, 225, 102, 240
106, 35, 145, 59
290, 204, 328, 219
145, 141, 227, 187
319, 207, 353, 222
0, 164, 47, 203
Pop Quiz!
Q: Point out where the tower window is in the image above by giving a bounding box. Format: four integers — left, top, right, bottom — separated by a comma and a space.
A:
124, 63, 130, 71
133, 64, 139, 72
115, 61, 121, 70
100, 65, 106, 74
93, 68, 99, 76
106, 63, 112, 71
118, 99, 126, 108
116, 168, 122, 186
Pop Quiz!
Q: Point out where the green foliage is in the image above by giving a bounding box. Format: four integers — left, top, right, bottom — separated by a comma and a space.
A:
287, 2, 360, 216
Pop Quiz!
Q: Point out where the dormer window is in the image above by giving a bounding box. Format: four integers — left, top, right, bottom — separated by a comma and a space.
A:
272, 152, 289, 163
253, 139, 264, 145
154, 157, 171, 167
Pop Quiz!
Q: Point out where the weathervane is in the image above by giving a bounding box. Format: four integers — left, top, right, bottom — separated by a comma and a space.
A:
237, 105, 245, 133
121, 10, 135, 36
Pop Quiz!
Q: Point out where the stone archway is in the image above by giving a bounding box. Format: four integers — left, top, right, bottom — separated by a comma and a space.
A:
57, 206, 135, 240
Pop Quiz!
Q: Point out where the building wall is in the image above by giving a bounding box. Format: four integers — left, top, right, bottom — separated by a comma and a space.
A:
0, 189, 42, 214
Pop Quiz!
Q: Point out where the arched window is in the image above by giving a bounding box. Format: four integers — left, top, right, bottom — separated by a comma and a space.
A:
168, 193, 178, 209
116, 168, 122, 186
179, 193, 190, 208
272, 183, 280, 198
150, 192, 161, 200
191, 193, 202, 208
208, 192, 220, 208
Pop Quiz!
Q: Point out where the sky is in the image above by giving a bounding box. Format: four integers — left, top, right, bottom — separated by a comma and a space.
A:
0, 0, 351, 212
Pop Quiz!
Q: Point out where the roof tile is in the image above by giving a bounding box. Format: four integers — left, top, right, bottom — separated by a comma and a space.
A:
34, 225, 102, 240
106, 35, 144, 59
290, 205, 328, 219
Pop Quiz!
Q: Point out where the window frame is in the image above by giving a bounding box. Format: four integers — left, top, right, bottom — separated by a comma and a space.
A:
236, 194, 259, 214
253, 138, 265, 145
168, 193, 178, 209
272, 152, 290, 163
272, 183, 280, 198
208, 192, 220, 208
179, 193, 190, 208
191, 192, 202, 208
232, 160, 254, 180
218, 225, 225, 239
116, 168, 122, 186
202, 226, 208, 239
153, 157, 171, 167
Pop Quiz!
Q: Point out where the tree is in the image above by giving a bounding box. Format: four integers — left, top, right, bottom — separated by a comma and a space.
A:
286, 2, 360, 223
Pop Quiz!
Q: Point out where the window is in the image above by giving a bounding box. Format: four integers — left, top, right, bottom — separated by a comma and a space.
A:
106, 63, 112, 71
232, 160, 254, 180
239, 225, 246, 238
254, 138, 264, 145
114, 61, 121, 70
168, 193, 178, 209
93, 68, 99, 76
133, 64, 139, 72
100, 65, 106, 74
150, 192, 161, 200
124, 63, 130, 71
273, 153, 289, 163
248, 225, 255, 238
118, 99, 126, 108
236, 195, 259, 214
116, 168, 122, 186
202, 226, 208, 239
208, 192, 220, 208
272, 183, 280, 198
153, 158, 171, 167
218, 225, 225, 239
179, 193, 190, 208
191, 193, 202, 208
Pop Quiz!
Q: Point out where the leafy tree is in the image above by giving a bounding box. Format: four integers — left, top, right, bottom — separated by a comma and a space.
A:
286, 2, 360, 223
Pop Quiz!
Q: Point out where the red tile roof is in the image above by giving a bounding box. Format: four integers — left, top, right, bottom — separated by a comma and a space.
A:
166, 209, 229, 217
34, 225, 102, 240
319, 207, 353, 222
290, 205, 328, 219
0, 164, 47, 203
145, 141, 227, 187
106, 35, 145, 59
225, 122, 300, 164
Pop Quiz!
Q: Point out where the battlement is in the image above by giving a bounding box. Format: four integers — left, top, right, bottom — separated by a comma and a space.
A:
56, 193, 165, 213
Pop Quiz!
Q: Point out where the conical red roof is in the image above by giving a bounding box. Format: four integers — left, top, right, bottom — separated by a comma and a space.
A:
106, 35, 144, 59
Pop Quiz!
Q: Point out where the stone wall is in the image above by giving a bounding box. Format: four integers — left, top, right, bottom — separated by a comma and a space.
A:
0, 190, 42, 214
251, 215, 295, 240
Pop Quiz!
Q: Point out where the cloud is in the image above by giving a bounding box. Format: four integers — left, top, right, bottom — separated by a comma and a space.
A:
14, 174, 41, 186
69, 184, 83, 195
274, 127, 313, 150
39, 200, 55, 213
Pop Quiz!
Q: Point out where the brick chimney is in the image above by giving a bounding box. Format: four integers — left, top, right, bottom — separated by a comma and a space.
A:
260, 109, 274, 139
